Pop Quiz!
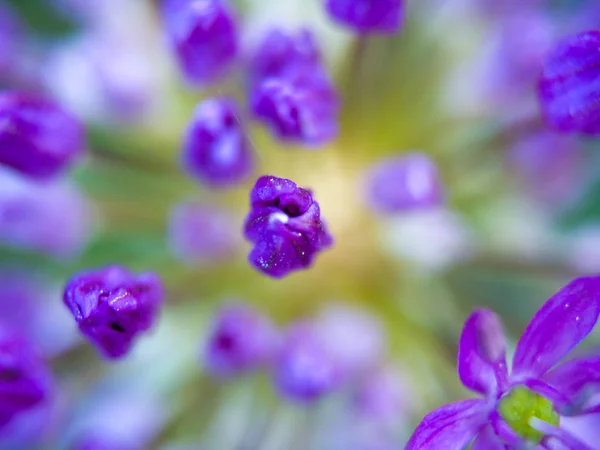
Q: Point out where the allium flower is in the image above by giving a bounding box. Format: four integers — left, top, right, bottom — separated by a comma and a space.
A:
203, 303, 277, 378
274, 321, 340, 403
0, 327, 53, 430
366, 153, 444, 214
0, 168, 93, 258
162, 0, 238, 85
325, 0, 405, 34
63, 266, 164, 359
243, 175, 333, 278
250, 67, 339, 146
249, 28, 321, 86
0, 92, 85, 180
407, 276, 600, 449
538, 30, 600, 135
181, 98, 254, 187
168, 201, 239, 263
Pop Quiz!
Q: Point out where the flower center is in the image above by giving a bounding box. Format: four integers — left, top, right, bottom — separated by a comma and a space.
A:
497, 386, 560, 443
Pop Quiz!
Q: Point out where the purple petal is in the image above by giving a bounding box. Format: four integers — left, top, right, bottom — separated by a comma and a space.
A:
533, 418, 596, 450
472, 425, 508, 450
538, 31, 600, 135
544, 355, 600, 405
512, 276, 600, 379
405, 399, 487, 450
458, 309, 508, 396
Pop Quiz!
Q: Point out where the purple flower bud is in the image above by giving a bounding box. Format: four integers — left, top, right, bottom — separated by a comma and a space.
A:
182, 98, 254, 187
0, 273, 78, 358
314, 304, 385, 379
0, 327, 53, 430
168, 201, 239, 263
63, 266, 164, 359
353, 365, 412, 424
366, 153, 444, 214
44, 31, 161, 123
243, 176, 333, 278
162, 0, 238, 85
203, 303, 277, 378
508, 131, 583, 204
251, 66, 339, 146
538, 30, 600, 135
325, 0, 405, 34
0, 169, 93, 258
0, 92, 85, 180
274, 322, 340, 403
249, 28, 321, 86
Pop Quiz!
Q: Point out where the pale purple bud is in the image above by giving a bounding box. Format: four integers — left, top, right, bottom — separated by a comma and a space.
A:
203, 303, 278, 378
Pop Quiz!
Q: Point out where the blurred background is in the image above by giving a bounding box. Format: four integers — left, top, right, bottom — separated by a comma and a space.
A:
1, 0, 600, 448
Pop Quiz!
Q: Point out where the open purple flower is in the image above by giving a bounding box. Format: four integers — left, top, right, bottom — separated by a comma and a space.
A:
325, 0, 404, 34
243, 175, 333, 278
538, 30, 600, 135
63, 266, 164, 359
181, 97, 253, 187
162, 0, 238, 85
0, 327, 53, 430
0, 92, 85, 180
249, 28, 321, 87
203, 303, 278, 378
407, 276, 600, 449
274, 321, 340, 403
251, 66, 339, 146
366, 153, 444, 214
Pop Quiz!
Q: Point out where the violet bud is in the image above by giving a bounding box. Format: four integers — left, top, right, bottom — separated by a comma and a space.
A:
274, 322, 340, 403
366, 152, 444, 214
0, 168, 93, 258
315, 304, 385, 380
168, 201, 239, 263
203, 303, 277, 378
63, 266, 164, 359
251, 66, 339, 146
508, 131, 582, 204
325, 0, 405, 34
353, 365, 412, 424
0, 327, 53, 430
249, 28, 321, 86
538, 30, 600, 135
0, 92, 85, 180
243, 175, 333, 278
182, 98, 254, 187
162, 0, 238, 85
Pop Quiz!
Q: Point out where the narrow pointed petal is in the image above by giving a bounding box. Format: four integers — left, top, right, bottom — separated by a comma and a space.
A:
512, 276, 600, 379
472, 426, 508, 450
544, 355, 600, 405
458, 309, 509, 396
533, 418, 596, 450
406, 399, 487, 450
